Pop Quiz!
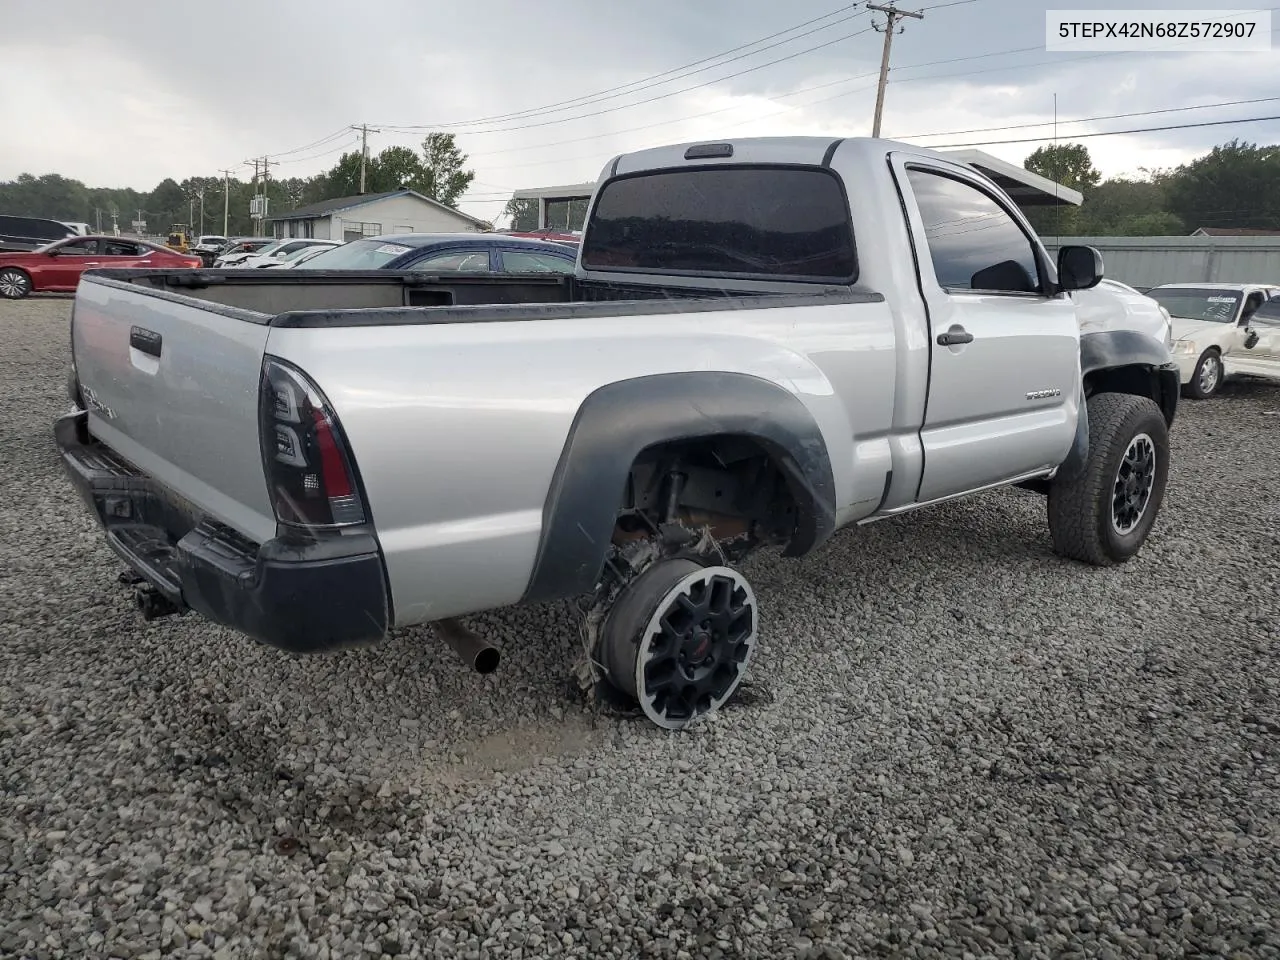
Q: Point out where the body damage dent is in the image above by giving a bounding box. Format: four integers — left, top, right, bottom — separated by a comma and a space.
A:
1058, 330, 1179, 477
522, 371, 837, 604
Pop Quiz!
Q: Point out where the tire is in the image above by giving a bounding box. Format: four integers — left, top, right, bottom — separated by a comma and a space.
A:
0, 268, 32, 300
1182, 349, 1222, 399
1047, 391, 1170, 567
597, 557, 759, 730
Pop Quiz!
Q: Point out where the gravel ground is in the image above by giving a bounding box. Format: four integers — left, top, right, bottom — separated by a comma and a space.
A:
2, 294, 1279, 960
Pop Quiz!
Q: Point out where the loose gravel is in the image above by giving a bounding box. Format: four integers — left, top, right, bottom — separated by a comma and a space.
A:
2, 294, 1279, 959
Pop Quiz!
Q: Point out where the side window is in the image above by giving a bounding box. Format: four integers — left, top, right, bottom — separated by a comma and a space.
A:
1252, 298, 1280, 326
501, 251, 575, 274
407, 250, 491, 272
905, 167, 1043, 295
60, 239, 99, 256
103, 241, 141, 256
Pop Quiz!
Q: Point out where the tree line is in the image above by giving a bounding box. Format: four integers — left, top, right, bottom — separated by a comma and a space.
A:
1021, 139, 1280, 237
3, 134, 1276, 239
0, 133, 482, 238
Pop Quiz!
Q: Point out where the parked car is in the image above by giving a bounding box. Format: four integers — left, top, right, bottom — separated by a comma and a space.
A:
56, 135, 1180, 731
1146, 282, 1280, 398
60, 221, 93, 237
191, 235, 229, 266
294, 232, 578, 273
238, 239, 342, 269
1071, 277, 1173, 349
263, 244, 340, 269
0, 234, 201, 299
0, 214, 78, 253
211, 238, 275, 267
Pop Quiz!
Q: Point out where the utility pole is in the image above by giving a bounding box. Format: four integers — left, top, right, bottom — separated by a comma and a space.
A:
260, 157, 274, 236
866, 2, 923, 138
220, 168, 233, 235
352, 124, 380, 194
198, 188, 205, 234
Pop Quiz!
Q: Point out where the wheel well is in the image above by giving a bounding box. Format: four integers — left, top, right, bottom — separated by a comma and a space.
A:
614, 435, 804, 555
1084, 363, 1177, 426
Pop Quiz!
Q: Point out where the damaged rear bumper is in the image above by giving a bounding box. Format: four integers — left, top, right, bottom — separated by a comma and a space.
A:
54, 410, 390, 653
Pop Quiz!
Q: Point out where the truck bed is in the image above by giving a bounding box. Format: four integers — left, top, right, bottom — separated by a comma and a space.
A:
101, 267, 871, 320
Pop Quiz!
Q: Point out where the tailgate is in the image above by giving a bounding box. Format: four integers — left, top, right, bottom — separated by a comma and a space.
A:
71, 276, 277, 543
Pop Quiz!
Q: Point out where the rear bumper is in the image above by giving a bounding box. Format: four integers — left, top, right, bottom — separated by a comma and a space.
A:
54, 410, 390, 653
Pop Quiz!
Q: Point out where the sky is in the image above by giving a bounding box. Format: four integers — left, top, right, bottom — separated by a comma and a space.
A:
4, 0, 1278, 223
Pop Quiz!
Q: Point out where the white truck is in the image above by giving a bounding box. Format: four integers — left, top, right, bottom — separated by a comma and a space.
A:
57, 136, 1181, 729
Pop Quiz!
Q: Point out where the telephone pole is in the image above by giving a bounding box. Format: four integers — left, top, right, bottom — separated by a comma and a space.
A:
352, 124, 380, 194
220, 168, 233, 235
866, 2, 924, 138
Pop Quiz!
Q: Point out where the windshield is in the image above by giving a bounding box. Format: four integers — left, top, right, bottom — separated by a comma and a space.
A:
1148, 287, 1241, 323
281, 244, 328, 262
295, 238, 416, 269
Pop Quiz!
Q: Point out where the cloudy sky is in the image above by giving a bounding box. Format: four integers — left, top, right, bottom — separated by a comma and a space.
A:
4, 0, 1277, 222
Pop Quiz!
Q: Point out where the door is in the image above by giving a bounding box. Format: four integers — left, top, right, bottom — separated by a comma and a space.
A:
891, 156, 1082, 502
44, 237, 103, 289
1238, 297, 1280, 376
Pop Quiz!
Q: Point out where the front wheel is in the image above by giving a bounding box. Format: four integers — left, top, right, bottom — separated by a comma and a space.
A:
1047, 392, 1170, 566
0, 268, 32, 300
1183, 349, 1222, 399
597, 557, 759, 730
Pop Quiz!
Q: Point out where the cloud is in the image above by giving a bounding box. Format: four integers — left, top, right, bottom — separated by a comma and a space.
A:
3, 0, 1276, 220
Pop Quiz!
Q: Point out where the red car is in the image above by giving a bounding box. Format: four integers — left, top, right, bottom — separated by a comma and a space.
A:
0, 235, 201, 299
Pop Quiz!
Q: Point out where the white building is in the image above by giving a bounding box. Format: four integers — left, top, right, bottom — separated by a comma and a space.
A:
268, 190, 490, 241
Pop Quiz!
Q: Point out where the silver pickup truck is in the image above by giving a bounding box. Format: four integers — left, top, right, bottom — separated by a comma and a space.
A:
56, 136, 1180, 729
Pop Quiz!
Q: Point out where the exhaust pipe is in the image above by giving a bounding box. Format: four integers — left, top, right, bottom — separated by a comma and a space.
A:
434, 618, 501, 674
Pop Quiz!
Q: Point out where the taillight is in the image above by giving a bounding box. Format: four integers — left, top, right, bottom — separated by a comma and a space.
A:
258, 357, 366, 530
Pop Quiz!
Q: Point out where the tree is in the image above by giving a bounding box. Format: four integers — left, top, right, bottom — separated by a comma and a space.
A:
1021, 143, 1103, 237
375, 146, 427, 192
1024, 143, 1102, 192
1160, 140, 1280, 232
1074, 177, 1183, 236
418, 133, 475, 208
503, 197, 539, 231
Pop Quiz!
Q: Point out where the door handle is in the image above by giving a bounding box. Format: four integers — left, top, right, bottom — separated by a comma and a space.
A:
937, 328, 974, 347
129, 326, 163, 358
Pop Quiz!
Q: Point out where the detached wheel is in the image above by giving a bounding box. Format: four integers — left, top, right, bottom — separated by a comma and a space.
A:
1183, 349, 1222, 399
598, 557, 759, 730
0, 268, 31, 300
1047, 392, 1170, 566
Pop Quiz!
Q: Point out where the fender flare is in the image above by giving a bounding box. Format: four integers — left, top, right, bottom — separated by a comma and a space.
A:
521, 371, 837, 603
1059, 330, 1180, 478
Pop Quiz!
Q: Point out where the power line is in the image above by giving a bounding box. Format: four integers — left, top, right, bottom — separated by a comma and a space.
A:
928, 113, 1280, 149
378, 23, 878, 136
374, 4, 867, 130
445, 6, 1279, 168
893, 96, 1280, 141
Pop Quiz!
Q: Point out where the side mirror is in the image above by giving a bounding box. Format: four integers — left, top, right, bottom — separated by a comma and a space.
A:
45, 248, 60, 257
1057, 245, 1104, 291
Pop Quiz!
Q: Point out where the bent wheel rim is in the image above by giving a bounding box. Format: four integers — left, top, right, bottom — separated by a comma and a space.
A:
1111, 432, 1157, 536
634, 566, 758, 730
0, 271, 27, 298
1199, 355, 1219, 393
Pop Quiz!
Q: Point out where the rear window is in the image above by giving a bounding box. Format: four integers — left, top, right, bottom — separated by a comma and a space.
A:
580, 165, 857, 282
